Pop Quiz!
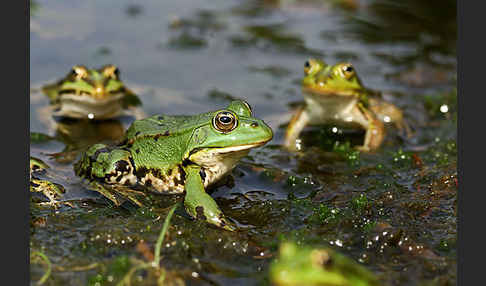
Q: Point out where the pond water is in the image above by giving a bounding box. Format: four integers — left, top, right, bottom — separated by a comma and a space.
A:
30, 0, 457, 285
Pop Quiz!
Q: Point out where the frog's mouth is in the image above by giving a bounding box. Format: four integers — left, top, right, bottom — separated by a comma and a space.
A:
188, 140, 269, 159
208, 140, 269, 154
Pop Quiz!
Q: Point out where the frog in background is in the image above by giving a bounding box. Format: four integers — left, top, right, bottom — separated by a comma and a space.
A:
270, 242, 379, 286
41, 64, 144, 120
285, 59, 412, 152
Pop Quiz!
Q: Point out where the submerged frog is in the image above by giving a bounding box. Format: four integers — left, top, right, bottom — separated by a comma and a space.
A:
285, 59, 411, 152
41, 65, 144, 120
74, 100, 273, 230
270, 242, 379, 286
30, 157, 67, 208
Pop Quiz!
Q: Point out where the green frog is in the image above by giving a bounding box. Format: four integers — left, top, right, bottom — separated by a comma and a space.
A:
74, 100, 273, 231
41, 65, 144, 120
30, 157, 67, 208
285, 59, 411, 152
270, 242, 379, 286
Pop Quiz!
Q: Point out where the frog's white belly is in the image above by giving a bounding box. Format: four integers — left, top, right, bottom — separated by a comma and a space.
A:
304, 94, 359, 125
54, 93, 125, 119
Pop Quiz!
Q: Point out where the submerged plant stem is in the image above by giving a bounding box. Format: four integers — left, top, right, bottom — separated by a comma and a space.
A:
116, 204, 178, 286
154, 204, 178, 266
31, 251, 52, 285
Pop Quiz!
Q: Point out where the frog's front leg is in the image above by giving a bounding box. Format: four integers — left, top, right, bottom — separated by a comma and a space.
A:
183, 165, 236, 231
352, 104, 385, 152
284, 106, 310, 151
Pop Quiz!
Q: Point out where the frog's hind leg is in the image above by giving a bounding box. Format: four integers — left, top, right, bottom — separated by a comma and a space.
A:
183, 165, 236, 231
352, 104, 385, 152
369, 98, 413, 139
284, 106, 310, 151
88, 181, 146, 207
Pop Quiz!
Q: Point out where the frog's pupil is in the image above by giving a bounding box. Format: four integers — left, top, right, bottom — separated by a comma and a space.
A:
220, 116, 231, 124
304, 61, 310, 68
344, 66, 353, 72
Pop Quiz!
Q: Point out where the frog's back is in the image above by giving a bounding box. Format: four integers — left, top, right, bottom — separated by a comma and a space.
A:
124, 113, 213, 142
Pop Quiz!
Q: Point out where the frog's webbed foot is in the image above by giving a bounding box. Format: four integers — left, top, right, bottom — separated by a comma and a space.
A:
284, 106, 309, 152
87, 181, 146, 207
394, 118, 414, 139
47, 150, 80, 164
30, 178, 73, 209
183, 165, 236, 231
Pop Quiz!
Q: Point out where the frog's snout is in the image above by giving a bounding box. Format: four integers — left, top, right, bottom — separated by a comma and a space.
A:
258, 119, 274, 142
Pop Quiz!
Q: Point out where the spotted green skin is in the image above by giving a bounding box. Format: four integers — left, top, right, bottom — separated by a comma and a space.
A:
74, 100, 273, 231
270, 242, 379, 286
285, 59, 409, 152
42, 65, 141, 119
30, 157, 66, 208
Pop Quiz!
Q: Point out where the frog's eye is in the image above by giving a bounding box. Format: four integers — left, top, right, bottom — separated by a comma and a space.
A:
310, 249, 332, 269
242, 101, 252, 115
341, 64, 355, 79
304, 60, 312, 75
71, 65, 88, 79
102, 65, 120, 79
213, 111, 238, 133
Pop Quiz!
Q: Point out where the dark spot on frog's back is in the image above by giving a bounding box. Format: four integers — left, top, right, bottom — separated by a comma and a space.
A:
196, 206, 206, 221
135, 149, 140, 154
164, 130, 170, 136
145, 179, 152, 187
93, 147, 110, 159
135, 167, 148, 179
158, 116, 164, 121
115, 160, 129, 172
135, 131, 141, 136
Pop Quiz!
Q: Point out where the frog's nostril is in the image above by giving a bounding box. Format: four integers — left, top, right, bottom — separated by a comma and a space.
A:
251, 122, 259, 128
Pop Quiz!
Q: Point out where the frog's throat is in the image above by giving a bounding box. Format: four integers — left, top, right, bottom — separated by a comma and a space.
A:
187, 141, 269, 186
53, 93, 126, 119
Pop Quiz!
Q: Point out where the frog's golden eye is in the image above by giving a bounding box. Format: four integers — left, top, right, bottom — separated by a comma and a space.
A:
71, 65, 88, 79
102, 65, 120, 79
242, 101, 252, 115
213, 111, 238, 133
340, 64, 355, 79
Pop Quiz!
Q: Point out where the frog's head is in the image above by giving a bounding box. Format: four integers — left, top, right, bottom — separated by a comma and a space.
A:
270, 242, 379, 286
302, 59, 366, 97
56, 65, 127, 99
186, 100, 273, 167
